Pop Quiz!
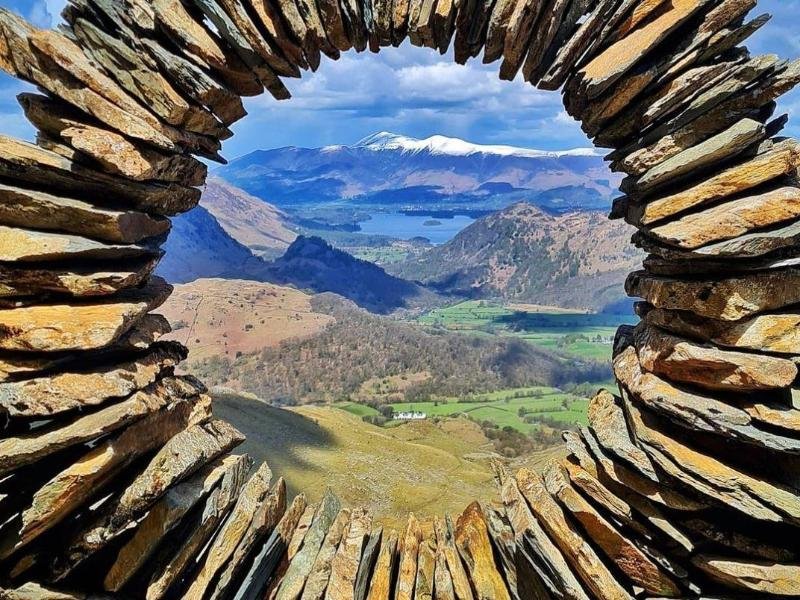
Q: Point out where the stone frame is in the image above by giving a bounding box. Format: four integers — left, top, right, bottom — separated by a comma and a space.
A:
0, 0, 799, 597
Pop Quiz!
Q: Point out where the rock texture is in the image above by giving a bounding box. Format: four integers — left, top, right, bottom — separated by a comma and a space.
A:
0, 0, 798, 597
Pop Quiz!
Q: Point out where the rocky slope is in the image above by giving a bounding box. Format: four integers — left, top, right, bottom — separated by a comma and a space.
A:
214, 132, 620, 212
390, 202, 644, 311
156, 205, 265, 283
200, 177, 297, 258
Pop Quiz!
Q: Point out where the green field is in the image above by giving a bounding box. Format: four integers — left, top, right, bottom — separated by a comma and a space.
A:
417, 300, 637, 360
385, 386, 590, 435
336, 401, 380, 417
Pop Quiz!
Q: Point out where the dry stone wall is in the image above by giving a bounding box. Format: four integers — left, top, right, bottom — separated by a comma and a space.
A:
0, 0, 798, 597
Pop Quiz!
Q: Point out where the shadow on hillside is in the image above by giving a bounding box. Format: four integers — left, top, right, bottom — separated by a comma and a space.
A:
212, 392, 337, 496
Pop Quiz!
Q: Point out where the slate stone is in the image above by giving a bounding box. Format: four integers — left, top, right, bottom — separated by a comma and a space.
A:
103, 455, 244, 591
184, 462, 275, 598
633, 323, 797, 391
626, 399, 800, 526
0, 277, 171, 352
301, 507, 351, 600
23, 93, 207, 186
454, 502, 511, 600
145, 454, 252, 599
433, 515, 474, 600
364, 530, 398, 600
274, 490, 342, 600
515, 468, 633, 600
354, 527, 383, 600
615, 346, 800, 454
327, 508, 372, 600
231, 493, 309, 600
648, 186, 800, 250
0, 136, 201, 217
211, 478, 288, 599
395, 514, 422, 600
543, 463, 681, 597
626, 268, 800, 321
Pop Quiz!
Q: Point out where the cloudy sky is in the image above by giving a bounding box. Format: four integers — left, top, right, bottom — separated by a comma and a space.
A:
1, 0, 798, 159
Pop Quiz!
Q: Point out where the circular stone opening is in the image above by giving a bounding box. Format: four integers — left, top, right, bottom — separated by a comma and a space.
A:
0, 0, 799, 598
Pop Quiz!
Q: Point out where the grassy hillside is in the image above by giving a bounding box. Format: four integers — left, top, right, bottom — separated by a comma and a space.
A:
214, 393, 505, 528
160, 279, 333, 361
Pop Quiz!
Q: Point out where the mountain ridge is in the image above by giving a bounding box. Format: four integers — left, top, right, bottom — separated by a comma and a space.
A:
214, 131, 620, 212
388, 202, 643, 312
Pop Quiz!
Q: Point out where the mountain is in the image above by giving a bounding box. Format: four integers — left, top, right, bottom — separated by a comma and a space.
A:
214, 132, 620, 213
156, 205, 265, 283
200, 177, 297, 259
261, 236, 440, 314
388, 203, 643, 312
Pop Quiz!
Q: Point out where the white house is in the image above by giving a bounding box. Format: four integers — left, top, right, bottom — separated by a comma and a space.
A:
394, 411, 427, 420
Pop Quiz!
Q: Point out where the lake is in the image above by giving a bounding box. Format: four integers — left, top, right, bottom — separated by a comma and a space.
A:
357, 212, 476, 244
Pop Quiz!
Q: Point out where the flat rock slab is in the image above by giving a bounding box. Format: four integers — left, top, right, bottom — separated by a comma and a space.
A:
588, 389, 659, 481
0, 257, 160, 299
578, 0, 711, 98
499, 471, 590, 600
364, 530, 398, 600
395, 514, 422, 600
434, 515, 474, 600
104, 454, 243, 591
5, 380, 204, 557
0, 226, 157, 262
643, 306, 800, 354
626, 141, 800, 226
543, 463, 681, 597
634, 117, 766, 193
211, 478, 288, 599
327, 507, 371, 600
0, 313, 171, 383
0, 372, 188, 473
274, 490, 342, 600
626, 399, 800, 526
626, 268, 800, 321
0, 181, 170, 244
614, 347, 800, 454
692, 555, 800, 595
229, 493, 309, 600
633, 323, 797, 391
301, 507, 351, 600
647, 186, 800, 250
145, 454, 252, 600
0, 135, 200, 216
19, 93, 207, 186
0, 343, 186, 418
414, 537, 436, 600
0, 276, 171, 352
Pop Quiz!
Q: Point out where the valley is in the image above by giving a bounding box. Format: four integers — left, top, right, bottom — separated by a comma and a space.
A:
153, 131, 635, 516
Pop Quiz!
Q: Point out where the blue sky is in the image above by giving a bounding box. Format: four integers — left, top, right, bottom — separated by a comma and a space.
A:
1, 0, 798, 159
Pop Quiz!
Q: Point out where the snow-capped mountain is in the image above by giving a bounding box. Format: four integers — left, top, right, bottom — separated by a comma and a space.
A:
351, 131, 601, 158
215, 132, 618, 213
